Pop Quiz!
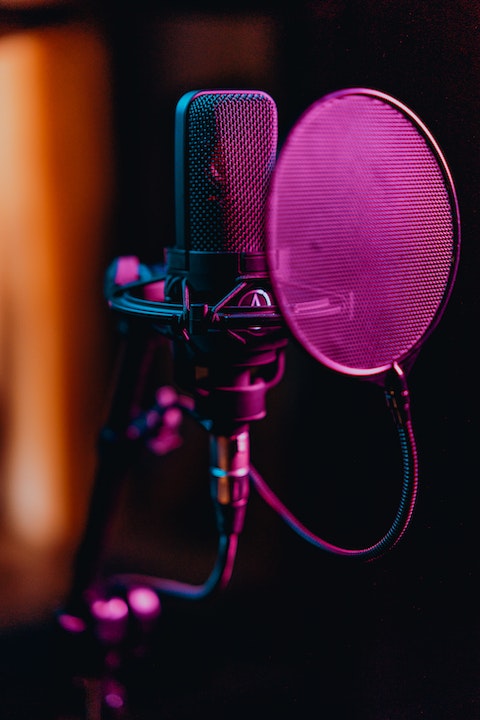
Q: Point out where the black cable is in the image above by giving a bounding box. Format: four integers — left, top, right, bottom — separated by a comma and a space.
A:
249, 363, 419, 561
106, 532, 239, 600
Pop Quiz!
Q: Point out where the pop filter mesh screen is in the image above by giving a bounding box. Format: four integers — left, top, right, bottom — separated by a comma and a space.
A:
267, 89, 460, 376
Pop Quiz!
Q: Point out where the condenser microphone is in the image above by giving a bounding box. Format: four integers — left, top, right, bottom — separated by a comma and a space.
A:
164, 90, 285, 359
162, 90, 288, 431
166, 89, 277, 300
106, 90, 287, 430
106, 90, 285, 359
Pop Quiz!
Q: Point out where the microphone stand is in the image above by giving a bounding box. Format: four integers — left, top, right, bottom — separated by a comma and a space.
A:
62, 320, 158, 621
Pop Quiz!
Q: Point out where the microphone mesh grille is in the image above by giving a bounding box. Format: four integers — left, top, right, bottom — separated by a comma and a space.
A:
267, 89, 460, 376
185, 91, 277, 253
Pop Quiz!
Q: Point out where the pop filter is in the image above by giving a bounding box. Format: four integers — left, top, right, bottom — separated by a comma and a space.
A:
266, 88, 460, 378
254, 88, 461, 559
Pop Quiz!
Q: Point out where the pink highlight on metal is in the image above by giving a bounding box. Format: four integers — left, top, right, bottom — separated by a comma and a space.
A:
91, 597, 129, 622
113, 255, 140, 285
91, 597, 129, 645
57, 613, 87, 634
145, 409, 161, 429
155, 385, 178, 407
105, 691, 124, 710
162, 406, 182, 429
143, 279, 166, 301
127, 586, 161, 621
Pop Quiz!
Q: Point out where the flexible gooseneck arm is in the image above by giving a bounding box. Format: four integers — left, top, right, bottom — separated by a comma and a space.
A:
249, 362, 418, 561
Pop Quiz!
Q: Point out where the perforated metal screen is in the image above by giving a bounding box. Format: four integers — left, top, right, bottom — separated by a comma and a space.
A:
266, 88, 460, 376
180, 90, 277, 253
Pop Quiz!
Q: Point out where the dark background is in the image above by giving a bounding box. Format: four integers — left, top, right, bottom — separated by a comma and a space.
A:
1, 1, 479, 718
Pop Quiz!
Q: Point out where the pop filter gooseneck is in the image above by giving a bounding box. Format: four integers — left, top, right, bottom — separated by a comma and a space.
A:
260, 87, 460, 559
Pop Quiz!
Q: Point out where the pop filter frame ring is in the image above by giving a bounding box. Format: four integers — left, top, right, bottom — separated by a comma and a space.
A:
266, 87, 461, 379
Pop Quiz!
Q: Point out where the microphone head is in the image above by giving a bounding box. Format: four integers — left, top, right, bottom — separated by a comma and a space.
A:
167, 89, 278, 298
266, 88, 460, 379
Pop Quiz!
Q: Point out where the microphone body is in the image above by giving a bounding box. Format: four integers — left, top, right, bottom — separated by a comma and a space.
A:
164, 90, 287, 433
166, 89, 277, 299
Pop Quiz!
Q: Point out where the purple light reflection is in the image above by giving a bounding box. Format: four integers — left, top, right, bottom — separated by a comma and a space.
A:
127, 586, 161, 621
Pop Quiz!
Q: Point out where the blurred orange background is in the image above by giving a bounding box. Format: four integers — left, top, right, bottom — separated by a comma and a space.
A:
0, 3, 478, 718
0, 2, 282, 626
0, 8, 115, 623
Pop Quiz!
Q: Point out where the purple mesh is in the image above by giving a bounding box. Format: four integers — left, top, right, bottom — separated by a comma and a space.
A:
186, 91, 277, 253
266, 88, 460, 376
